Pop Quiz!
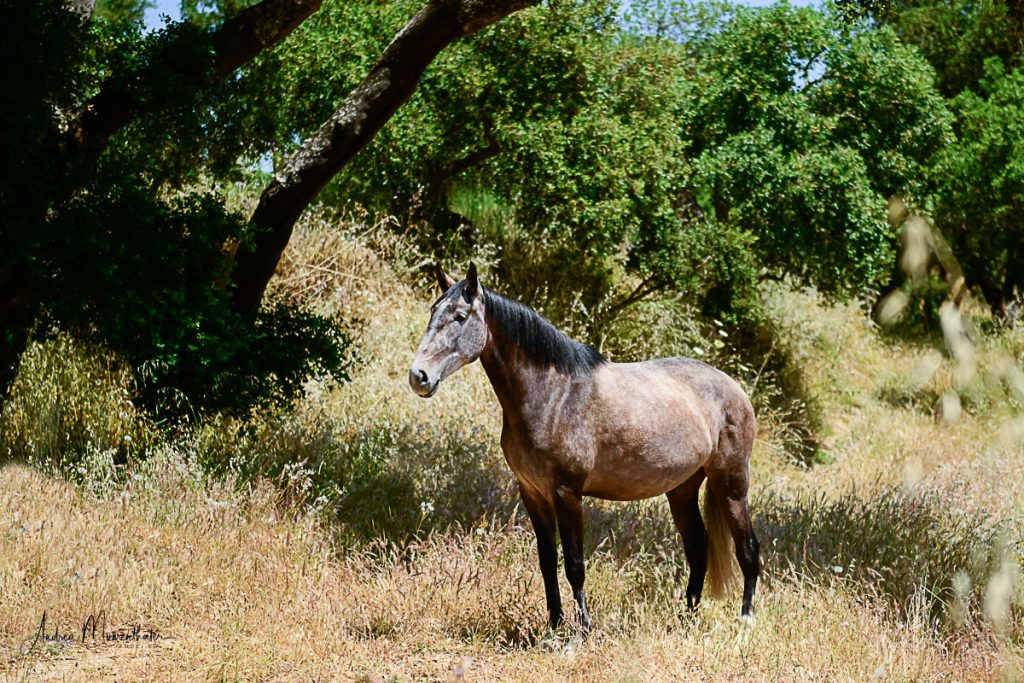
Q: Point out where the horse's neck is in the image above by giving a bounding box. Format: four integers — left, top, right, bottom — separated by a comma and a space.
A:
478, 329, 571, 421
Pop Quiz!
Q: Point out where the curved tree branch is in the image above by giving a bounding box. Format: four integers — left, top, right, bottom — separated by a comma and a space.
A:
432, 123, 502, 191
60, 0, 323, 169
230, 0, 530, 314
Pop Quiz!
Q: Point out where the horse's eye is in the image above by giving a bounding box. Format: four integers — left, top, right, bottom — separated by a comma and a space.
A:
454, 313, 468, 324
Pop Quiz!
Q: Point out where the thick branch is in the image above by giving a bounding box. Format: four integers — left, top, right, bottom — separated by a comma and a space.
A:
60, 0, 322, 168
210, 0, 322, 79
66, 0, 95, 20
433, 125, 502, 190
230, 0, 530, 314
887, 195, 968, 307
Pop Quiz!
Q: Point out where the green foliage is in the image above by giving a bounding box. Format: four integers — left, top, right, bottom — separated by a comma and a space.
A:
264, 1, 951, 331
845, 0, 1024, 315
0, 1, 353, 418
688, 6, 952, 310
812, 26, 954, 197
872, 0, 1021, 97
934, 59, 1024, 311
41, 169, 351, 416
92, 18, 279, 186
226, 0, 422, 179
94, 0, 153, 23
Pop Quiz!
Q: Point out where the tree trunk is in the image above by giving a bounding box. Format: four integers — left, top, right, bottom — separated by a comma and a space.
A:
0, 264, 39, 414
1008, 0, 1024, 58
878, 196, 969, 319
65, 0, 95, 20
230, 0, 530, 315
59, 0, 323, 171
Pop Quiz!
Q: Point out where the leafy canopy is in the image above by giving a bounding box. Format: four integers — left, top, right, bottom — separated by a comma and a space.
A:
934, 59, 1024, 309
288, 1, 952, 324
1, 0, 351, 416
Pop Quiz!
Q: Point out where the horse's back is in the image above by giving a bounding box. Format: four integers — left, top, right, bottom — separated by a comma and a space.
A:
579, 356, 754, 500
649, 356, 756, 450
609, 356, 753, 423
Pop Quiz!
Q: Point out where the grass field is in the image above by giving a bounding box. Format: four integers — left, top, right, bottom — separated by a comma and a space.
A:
1, 218, 1022, 681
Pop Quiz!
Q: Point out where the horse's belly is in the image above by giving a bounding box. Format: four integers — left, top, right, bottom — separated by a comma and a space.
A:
581, 445, 707, 501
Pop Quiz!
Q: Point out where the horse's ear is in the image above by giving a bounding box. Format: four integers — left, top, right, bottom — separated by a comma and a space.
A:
465, 262, 479, 299
434, 263, 455, 292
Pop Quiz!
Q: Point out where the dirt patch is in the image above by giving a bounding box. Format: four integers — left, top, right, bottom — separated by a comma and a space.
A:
14, 638, 171, 682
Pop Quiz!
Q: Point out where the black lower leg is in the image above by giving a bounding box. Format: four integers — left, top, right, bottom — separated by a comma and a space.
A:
520, 486, 562, 628
739, 534, 760, 617
555, 485, 591, 633
667, 471, 707, 610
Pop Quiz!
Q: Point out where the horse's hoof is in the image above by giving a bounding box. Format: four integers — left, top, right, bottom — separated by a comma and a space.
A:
539, 630, 563, 652
738, 613, 756, 628
563, 633, 584, 656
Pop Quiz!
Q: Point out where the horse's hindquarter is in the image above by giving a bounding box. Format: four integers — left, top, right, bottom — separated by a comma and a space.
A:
580, 358, 745, 501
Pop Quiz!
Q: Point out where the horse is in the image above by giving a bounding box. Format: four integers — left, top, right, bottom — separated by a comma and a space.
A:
408, 264, 760, 632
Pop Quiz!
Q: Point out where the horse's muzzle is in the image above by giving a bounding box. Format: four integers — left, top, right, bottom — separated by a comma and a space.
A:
408, 367, 438, 398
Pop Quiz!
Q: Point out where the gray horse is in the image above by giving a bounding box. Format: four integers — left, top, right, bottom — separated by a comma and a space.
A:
409, 264, 759, 632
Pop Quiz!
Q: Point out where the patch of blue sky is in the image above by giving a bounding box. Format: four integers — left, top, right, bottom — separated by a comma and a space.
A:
144, 0, 178, 30
145, 0, 822, 33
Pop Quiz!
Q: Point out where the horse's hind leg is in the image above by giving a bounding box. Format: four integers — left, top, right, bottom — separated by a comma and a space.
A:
666, 468, 707, 610
706, 465, 760, 618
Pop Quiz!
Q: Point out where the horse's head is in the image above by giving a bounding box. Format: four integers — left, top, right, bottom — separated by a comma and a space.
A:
409, 263, 488, 398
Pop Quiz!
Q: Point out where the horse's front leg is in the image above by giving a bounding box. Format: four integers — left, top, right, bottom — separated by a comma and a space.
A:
554, 484, 591, 633
519, 484, 563, 629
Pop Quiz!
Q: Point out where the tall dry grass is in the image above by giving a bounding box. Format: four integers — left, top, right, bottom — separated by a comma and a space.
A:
1, 211, 1022, 680
0, 458, 1009, 681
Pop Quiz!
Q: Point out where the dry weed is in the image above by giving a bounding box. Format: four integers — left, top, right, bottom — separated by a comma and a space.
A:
2, 218, 1023, 680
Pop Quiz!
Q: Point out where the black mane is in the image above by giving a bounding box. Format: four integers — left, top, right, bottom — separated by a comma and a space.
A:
481, 287, 605, 375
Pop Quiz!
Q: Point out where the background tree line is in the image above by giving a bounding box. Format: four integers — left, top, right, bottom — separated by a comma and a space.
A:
3, 0, 1023, 423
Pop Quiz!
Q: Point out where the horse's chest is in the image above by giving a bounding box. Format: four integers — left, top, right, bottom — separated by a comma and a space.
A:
499, 414, 592, 493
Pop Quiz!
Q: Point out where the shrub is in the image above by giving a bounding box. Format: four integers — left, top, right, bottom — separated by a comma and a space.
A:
0, 333, 154, 467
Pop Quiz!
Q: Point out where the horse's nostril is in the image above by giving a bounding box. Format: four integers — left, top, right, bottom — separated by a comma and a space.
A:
409, 368, 430, 390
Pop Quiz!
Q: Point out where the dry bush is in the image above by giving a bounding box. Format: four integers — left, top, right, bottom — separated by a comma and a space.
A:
758, 486, 1019, 634
0, 333, 155, 469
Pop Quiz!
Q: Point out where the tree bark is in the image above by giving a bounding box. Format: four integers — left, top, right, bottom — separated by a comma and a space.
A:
59, 0, 323, 170
230, 0, 531, 315
0, 263, 39, 414
66, 0, 95, 20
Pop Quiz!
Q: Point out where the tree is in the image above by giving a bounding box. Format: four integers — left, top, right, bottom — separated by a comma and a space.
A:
869, 0, 1024, 316
0, 0, 529, 413
933, 59, 1024, 314
230, 0, 530, 313
870, 0, 1023, 98
322, 2, 950, 326
264, 2, 951, 332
